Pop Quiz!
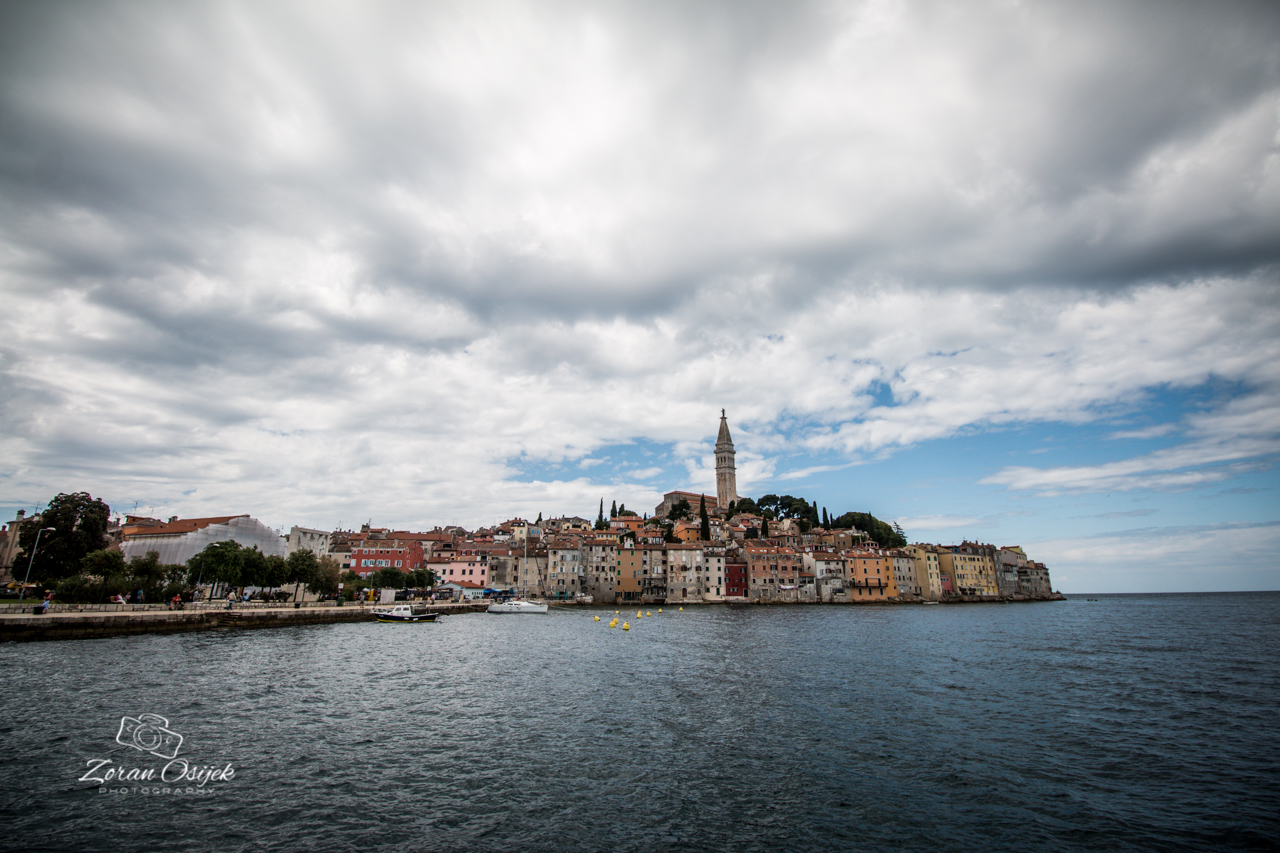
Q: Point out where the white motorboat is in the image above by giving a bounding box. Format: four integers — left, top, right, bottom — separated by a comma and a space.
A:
487, 598, 548, 614
372, 604, 440, 623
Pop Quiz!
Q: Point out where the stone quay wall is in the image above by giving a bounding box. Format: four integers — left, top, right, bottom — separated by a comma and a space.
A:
0, 601, 488, 643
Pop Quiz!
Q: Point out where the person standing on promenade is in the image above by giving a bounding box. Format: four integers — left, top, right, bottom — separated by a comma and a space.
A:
226, 591, 235, 610
41, 591, 52, 614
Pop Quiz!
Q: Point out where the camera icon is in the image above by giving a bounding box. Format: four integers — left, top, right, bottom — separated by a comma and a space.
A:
116, 713, 183, 760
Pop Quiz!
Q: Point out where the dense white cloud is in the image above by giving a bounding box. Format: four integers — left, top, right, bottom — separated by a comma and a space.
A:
1, 1, 1277, 591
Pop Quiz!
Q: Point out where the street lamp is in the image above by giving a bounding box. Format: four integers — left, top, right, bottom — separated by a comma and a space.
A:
18, 527, 57, 603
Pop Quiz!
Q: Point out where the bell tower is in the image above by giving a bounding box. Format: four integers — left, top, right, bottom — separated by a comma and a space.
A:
715, 409, 738, 512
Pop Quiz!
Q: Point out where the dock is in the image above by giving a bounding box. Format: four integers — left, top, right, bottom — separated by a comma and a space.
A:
0, 600, 491, 643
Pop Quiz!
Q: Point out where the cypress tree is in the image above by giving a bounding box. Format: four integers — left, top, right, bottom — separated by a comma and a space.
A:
760, 517, 769, 539
610, 500, 617, 518
699, 495, 710, 541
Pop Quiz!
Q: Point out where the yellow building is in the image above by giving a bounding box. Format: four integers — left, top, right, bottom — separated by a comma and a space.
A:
617, 547, 644, 603
847, 549, 896, 601
904, 544, 943, 600
936, 549, 998, 597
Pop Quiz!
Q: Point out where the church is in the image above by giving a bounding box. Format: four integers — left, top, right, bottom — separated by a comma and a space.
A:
653, 410, 739, 518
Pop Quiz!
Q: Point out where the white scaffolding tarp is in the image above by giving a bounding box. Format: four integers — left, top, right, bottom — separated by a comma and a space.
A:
122, 516, 288, 566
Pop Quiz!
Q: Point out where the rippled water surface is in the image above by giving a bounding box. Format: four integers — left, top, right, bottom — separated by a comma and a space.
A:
1, 593, 1277, 852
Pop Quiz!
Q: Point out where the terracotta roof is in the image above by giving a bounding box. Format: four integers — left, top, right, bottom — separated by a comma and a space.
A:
123, 515, 248, 539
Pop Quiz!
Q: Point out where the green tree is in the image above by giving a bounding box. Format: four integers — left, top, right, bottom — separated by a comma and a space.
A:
610, 500, 618, 519
187, 541, 247, 597
699, 495, 710, 541
261, 554, 288, 592
16, 492, 110, 583
595, 499, 607, 530
830, 511, 906, 547
373, 566, 406, 588
310, 556, 341, 597
732, 496, 760, 517
82, 548, 126, 577
669, 498, 692, 522
822, 507, 830, 528
126, 549, 168, 602
285, 548, 319, 602
80, 548, 127, 602
240, 546, 268, 589
340, 570, 369, 600
760, 517, 769, 539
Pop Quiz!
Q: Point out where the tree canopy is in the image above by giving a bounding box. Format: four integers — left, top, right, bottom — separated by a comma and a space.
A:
16, 492, 110, 583
187, 541, 248, 588
731, 492, 907, 546
669, 498, 692, 522
831, 511, 907, 547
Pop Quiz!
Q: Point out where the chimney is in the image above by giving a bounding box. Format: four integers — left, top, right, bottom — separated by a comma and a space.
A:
169, 516, 178, 523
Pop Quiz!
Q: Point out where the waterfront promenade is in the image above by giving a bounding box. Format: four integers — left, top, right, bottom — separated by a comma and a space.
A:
0, 600, 489, 642
0, 594, 1062, 642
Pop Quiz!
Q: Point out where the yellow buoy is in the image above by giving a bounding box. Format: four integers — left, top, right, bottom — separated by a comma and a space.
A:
614, 610, 619, 614
594, 615, 600, 621
636, 611, 642, 617
646, 611, 651, 616
658, 608, 662, 613
679, 607, 684, 611
622, 621, 630, 630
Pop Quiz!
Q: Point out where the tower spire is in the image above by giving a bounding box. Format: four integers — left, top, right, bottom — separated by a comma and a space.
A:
715, 409, 738, 512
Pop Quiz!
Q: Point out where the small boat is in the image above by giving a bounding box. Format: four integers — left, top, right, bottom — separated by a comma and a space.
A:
371, 604, 440, 623
486, 598, 549, 614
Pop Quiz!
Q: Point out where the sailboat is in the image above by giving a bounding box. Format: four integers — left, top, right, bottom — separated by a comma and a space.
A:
488, 523, 549, 614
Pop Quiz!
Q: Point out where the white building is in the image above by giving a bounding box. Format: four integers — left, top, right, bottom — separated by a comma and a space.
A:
122, 515, 287, 565
287, 526, 331, 558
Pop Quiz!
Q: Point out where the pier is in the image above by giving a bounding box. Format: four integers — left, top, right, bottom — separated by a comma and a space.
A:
0, 600, 490, 643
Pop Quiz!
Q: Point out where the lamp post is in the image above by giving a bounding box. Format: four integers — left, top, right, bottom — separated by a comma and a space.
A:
18, 527, 57, 603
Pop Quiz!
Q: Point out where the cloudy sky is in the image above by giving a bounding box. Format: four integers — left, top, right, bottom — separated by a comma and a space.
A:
2, 0, 1278, 593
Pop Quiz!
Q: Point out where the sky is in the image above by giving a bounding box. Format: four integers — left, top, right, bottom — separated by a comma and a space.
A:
1, 0, 1278, 593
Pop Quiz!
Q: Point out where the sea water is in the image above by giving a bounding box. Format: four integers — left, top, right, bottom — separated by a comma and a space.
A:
0, 593, 1276, 852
